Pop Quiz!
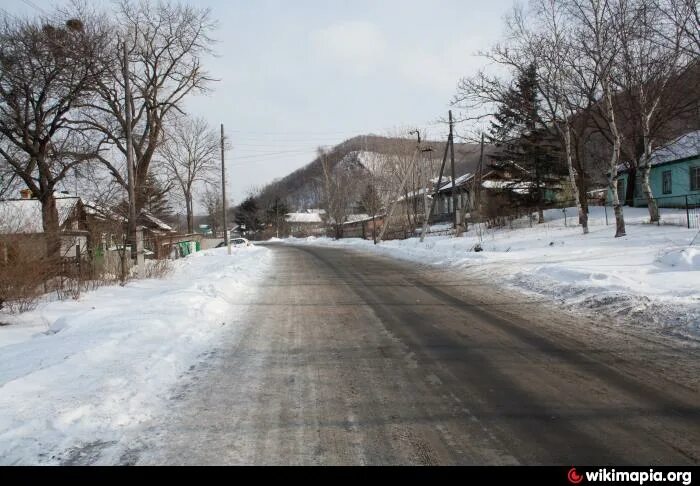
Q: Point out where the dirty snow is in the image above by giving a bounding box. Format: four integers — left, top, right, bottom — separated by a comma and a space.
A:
286, 206, 700, 341
0, 245, 271, 465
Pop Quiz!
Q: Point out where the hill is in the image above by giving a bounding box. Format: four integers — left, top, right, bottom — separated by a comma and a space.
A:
255, 134, 497, 210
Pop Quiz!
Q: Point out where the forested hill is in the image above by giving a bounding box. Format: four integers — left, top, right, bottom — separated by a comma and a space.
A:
255, 134, 496, 210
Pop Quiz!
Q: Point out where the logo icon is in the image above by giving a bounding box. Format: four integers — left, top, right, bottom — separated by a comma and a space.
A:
568, 467, 584, 484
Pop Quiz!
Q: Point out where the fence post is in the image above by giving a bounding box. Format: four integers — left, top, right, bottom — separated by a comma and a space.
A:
686, 195, 690, 229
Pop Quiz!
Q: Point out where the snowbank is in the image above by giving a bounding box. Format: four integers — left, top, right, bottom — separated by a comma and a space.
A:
0, 245, 271, 465
286, 206, 700, 340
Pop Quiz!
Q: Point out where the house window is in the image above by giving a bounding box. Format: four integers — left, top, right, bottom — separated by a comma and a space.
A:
662, 170, 672, 195
691, 167, 700, 191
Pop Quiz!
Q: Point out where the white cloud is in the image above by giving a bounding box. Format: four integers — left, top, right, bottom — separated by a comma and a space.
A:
310, 21, 387, 75
397, 36, 489, 94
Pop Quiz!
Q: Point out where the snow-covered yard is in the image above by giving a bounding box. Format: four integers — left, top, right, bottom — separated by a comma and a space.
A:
0, 245, 271, 465
287, 206, 700, 341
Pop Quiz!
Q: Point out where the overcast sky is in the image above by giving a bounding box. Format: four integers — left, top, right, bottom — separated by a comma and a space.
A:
5, 0, 514, 207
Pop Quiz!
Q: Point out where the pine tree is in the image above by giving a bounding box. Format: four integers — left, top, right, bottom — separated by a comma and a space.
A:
138, 173, 174, 223
487, 64, 565, 223
235, 196, 261, 234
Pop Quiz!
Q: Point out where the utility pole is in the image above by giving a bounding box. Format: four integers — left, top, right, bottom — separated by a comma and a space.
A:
457, 132, 484, 236
123, 41, 137, 267
423, 129, 451, 242
221, 124, 231, 255
410, 130, 434, 243
449, 110, 457, 229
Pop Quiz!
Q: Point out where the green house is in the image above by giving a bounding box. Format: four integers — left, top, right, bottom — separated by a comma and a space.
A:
611, 131, 700, 208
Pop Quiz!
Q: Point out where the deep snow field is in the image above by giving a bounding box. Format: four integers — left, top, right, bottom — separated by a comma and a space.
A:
0, 245, 272, 465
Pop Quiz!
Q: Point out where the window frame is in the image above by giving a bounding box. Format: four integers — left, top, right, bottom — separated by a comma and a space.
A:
662, 170, 672, 195
691, 166, 700, 191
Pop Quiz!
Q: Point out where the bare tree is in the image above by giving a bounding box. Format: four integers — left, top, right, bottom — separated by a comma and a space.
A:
0, 9, 107, 259
83, 0, 216, 246
612, 0, 693, 223
359, 182, 382, 243
318, 147, 361, 239
653, 0, 699, 56
566, 0, 627, 237
200, 184, 223, 236
159, 116, 219, 233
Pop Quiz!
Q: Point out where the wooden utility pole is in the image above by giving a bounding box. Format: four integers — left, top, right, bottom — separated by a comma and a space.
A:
423, 127, 451, 242
221, 124, 231, 255
475, 132, 485, 216
449, 111, 457, 229
123, 42, 136, 262
457, 132, 484, 236
412, 129, 434, 243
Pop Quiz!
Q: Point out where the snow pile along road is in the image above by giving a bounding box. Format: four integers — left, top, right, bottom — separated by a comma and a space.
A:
286, 206, 700, 341
0, 245, 271, 465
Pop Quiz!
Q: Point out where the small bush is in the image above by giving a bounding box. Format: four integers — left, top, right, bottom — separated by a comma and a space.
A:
143, 259, 172, 279
0, 237, 55, 314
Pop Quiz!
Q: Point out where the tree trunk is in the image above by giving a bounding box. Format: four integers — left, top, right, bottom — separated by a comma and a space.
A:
372, 215, 376, 244
186, 193, 194, 234
608, 168, 626, 237
40, 190, 61, 262
572, 145, 589, 220
604, 83, 626, 238
563, 124, 588, 234
638, 163, 659, 223
640, 137, 660, 223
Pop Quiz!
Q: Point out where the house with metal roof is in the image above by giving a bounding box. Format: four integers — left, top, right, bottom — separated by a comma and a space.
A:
613, 130, 700, 208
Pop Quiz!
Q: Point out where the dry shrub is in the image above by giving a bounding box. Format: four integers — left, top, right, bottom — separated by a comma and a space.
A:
143, 259, 172, 279
0, 236, 56, 314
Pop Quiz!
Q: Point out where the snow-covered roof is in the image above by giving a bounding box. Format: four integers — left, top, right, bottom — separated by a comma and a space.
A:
138, 210, 173, 232
649, 130, 700, 166
285, 212, 324, 223
438, 173, 473, 192
83, 201, 127, 223
343, 213, 372, 224
397, 187, 431, 202
0, 196, 81, 234
481, 180, 533, 194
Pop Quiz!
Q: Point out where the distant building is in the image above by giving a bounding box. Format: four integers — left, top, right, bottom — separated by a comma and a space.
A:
285, 209, 326, 236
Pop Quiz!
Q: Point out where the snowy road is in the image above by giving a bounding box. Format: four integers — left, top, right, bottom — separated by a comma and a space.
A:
135, 244, 699, 465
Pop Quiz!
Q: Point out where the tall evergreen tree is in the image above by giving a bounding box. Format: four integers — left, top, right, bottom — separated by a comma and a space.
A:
235, 196, 261, 234
487, 64, 565, 223
138, 173, 174, 223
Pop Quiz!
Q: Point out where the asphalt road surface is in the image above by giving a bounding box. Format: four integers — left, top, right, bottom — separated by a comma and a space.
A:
138, 244, 699, 465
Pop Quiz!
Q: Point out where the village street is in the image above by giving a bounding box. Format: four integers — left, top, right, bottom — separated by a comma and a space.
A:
132, 244, 699, 465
